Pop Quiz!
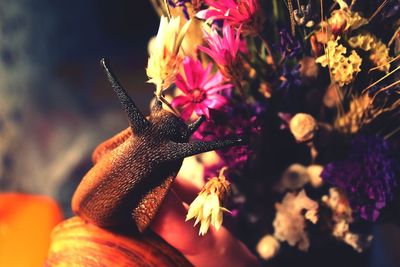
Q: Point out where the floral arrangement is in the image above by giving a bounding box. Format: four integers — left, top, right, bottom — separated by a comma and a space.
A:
145, 0, 400, 263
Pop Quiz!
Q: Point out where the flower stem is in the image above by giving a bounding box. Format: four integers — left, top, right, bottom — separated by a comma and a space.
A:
163, 0, 172, 19
257, 33, 277, 70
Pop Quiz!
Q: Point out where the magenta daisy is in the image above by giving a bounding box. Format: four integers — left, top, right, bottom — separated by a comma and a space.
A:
171, 57, 232, 120
199, 23, 242, 81
197, 0, 263, 34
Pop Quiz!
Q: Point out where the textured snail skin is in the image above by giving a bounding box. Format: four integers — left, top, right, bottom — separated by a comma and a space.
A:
72, 59, 242, 233
45, 217, 193, 267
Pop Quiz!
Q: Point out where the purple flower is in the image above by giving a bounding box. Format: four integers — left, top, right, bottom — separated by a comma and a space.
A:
321, 135, 399, 222
194, 103, 264, 170
279, 63, 302, 90
277, 29, 302, 59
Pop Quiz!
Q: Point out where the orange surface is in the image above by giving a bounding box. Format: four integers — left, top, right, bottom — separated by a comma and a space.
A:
45, 216, 192, 266
0, 193, 63, 267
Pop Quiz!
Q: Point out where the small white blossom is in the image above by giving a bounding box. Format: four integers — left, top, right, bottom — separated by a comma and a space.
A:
273, 190, 318, 251
307, 165, 324, 188
186, 168, 230, 236
147, 16, 191, 96
276, 164, 310, 192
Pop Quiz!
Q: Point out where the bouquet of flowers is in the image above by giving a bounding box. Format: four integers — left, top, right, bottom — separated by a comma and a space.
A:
144, 0, 400, 264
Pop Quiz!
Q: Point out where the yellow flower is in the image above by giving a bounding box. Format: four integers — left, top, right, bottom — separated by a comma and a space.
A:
348, 33, 391, 72
147, 16, 191, 97
186, 168, 230, 236
316, 37, 362, 86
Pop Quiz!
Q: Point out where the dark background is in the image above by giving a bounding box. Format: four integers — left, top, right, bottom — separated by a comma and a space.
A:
0, 0, 158, 198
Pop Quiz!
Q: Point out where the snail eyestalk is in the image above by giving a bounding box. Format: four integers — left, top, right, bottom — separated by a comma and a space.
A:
100, 58, 150, 134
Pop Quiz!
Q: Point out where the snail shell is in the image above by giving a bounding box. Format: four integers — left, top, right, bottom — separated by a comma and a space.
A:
45, 217, 192, 267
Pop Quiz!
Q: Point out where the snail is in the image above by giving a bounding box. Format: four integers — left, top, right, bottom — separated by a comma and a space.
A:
72, 58, 243, 233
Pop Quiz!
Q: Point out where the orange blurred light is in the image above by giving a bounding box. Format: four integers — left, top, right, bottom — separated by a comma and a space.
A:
0, 193, 63, 267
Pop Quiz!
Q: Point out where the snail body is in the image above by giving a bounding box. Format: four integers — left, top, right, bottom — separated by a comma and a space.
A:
72, 59, 241, 232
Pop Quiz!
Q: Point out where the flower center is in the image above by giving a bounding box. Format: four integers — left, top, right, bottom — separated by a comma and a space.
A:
191, 88, 206, 103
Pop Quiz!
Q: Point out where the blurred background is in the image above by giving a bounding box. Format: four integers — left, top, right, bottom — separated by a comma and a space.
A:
0, 1, 399, 267
0, 0, 159, 216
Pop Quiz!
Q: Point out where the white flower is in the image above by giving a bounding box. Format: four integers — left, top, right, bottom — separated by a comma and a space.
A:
186, 168, 230, 235
276, 164, 310, 192
273, 190, 318, 251
147, 16, 191, 96
306, 165, 324, 188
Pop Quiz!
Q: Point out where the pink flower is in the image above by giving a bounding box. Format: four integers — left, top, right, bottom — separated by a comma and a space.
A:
197, 0, 263, 34
172, 57, 231, 120
199, 23, 242, 80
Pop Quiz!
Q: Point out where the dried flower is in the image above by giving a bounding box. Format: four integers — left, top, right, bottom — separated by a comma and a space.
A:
348, 33, 391, 72
316, 37, 362, 86
335, 94, 372, 133
289, 113, 317, 143
325, 0, 367, 36
273, 190, 318, 251
147, 16, 192, 97
307, 165, 324, 188
186, 167, 231, 235
293, 4, 312, 26
329, 10, 366, 36
171, 57, 231, 120
279, 63, 302, 90
199, 23, 243, 82
197, 0, 263, 34
322, 188, 352, 221
193, 103, 263, 170
321, 136, 399, 221
256, 235, 280, 260
276, 164, 310, 192
322, 188, 373, 252
277, 29, 302, 59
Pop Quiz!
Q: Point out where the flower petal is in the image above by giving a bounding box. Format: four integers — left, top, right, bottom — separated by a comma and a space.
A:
175, 74, 191, 94
203, 95, 227, 109
180, 104, 195, 121
171, 95, 190, 108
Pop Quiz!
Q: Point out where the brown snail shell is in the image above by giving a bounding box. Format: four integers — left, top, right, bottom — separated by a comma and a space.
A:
45, 217, 192, 267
